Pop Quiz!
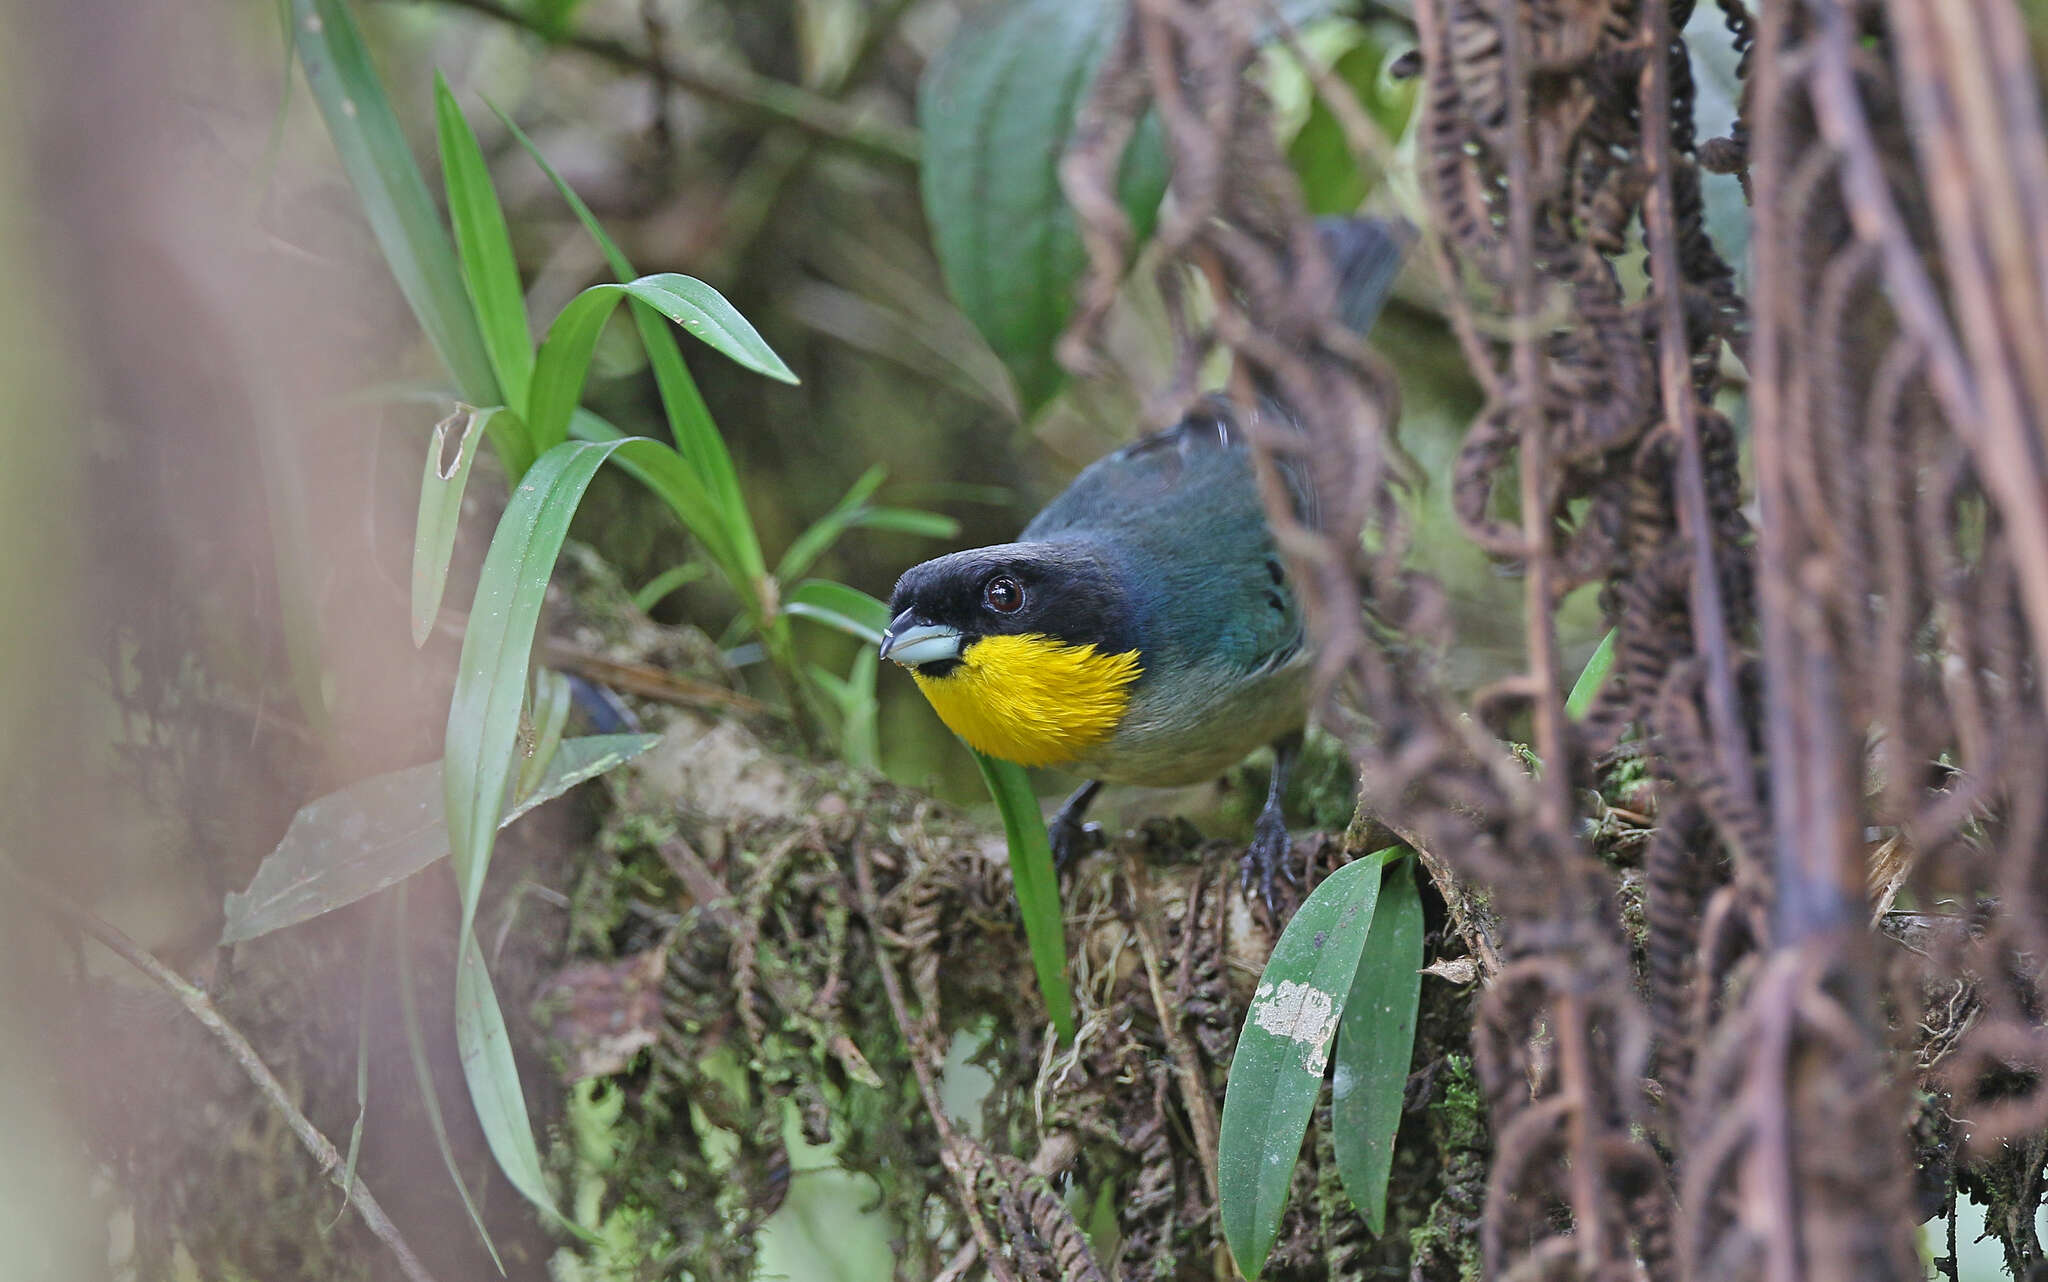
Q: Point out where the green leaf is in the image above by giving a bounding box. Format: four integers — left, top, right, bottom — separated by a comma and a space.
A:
288, 0, 499, 404
1286, 24, 1418, 215
1218, 852, 1387, 1278
443, 440, 628, 966
631, 562, 707, 613
970, 750, 1076, 1043
492, 106, 767, 585
527, 275, 795, 460
568, 411, 740, 581
395, 886, 505, 1271
777, 465, 888, 584
784, 579, 893, 645
455, 930, 585, 1236
918, 0, 1171, 413
1331, 852, 1423, 1234
1566, 626, 1617, 720
411, 405, 493, 647
220, 735, 659, 945
435, 75, 535, 420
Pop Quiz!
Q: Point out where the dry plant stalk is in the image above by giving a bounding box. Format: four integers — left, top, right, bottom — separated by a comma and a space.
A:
1056, 0, 2048, 1278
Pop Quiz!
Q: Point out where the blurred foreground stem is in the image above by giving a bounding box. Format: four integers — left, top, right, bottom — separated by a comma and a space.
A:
0, 854, 441, 1282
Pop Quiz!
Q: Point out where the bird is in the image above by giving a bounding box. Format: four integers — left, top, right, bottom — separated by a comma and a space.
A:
878, 216, 1410, 912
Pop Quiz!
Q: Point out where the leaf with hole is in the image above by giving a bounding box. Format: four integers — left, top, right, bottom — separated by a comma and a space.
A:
1218, 851, 1388, 1278
411, 405, 494, 647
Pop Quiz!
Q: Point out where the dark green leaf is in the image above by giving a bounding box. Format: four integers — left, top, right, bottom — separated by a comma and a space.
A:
289, 0, 499, 403
970, 750, 1076, 1043
919, 0, 1170, 413
1218, 852, 1387, 1278
220, 735, 659, 945
436, 75, 535, 420
411, 405, 493, 647
1331, 852, 1423, 1234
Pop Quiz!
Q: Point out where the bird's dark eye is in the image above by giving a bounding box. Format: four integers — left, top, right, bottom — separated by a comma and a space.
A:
982, 575, 1024, 614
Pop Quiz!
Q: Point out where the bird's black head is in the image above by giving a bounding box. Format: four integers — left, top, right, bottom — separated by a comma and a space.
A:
881, 541, 1139, 677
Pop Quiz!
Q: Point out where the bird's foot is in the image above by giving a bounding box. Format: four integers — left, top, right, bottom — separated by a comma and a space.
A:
1240, 807, 1299, 919
1050, 815, 1104, 872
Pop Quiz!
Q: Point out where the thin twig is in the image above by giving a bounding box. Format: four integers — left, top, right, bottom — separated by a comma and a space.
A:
400, 0, 920, 165
1639, 0, 1759, 830
848, 839, 1019, 1282
0, 855, 440, 1282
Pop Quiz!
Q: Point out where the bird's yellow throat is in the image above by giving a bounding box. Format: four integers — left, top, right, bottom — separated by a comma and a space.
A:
911, 633, 1142, 768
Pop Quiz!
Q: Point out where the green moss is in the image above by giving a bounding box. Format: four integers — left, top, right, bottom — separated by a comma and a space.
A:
1408, 1055, 1486, 1282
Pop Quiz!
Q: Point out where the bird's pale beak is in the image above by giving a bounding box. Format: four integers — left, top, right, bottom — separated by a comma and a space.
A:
879, 613, 963, 668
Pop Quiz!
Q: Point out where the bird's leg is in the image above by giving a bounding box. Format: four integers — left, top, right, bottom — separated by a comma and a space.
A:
1049, 779, 1105, 871
1242, 732, 1303, 916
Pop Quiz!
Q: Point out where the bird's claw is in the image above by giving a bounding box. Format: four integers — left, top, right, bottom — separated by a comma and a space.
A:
1051, 817, 1104, 872
1240, 809, 1298, 918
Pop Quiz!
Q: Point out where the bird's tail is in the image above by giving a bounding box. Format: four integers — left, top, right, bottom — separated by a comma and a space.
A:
1314, 215, 1414, 336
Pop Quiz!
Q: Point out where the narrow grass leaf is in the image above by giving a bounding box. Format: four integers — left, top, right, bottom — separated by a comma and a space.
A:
631, 562, 706, 613
1331, 852, 1424, 1234
970, 749, 1075, 1043
455, 930, 587, 1236
776, 465, 887, 583
395, 885, 504, 1271
289, 0, 498, 404
1219, 853, 1386, 1278
784, 580, 893, 645
222, 734, 659, 945
568, 411, 739, 579
444, 439, 628, 960
411, 405, 493, 647
528, 276, 795, 457
491, 105, 761, 564
435, 74, 534, 418
624, 274, 798, 384
1566, 626, 1617, 720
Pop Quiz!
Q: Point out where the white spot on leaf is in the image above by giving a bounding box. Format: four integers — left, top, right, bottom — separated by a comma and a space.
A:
1251, 979, 1340, 1075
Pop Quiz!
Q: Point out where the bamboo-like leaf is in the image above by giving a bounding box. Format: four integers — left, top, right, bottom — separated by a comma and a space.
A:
492, 105, 767, 583
526, 275, 796, 457
631, 562, 706, 613
970, 750, 1076, 1043
568, 410, 739, 582
435, 74, 534, 420
395, 886, 504, 1271
1218, 852, 1388, 1278
784, 579, 893, 645
443, 440, 627, 966
776, 465, 888, 583
454, 929, 586, 1235
288, 0, 498, 404
221, 734, 659, 945
411, 405, 494, 647
1331, 852, 1423, 1234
